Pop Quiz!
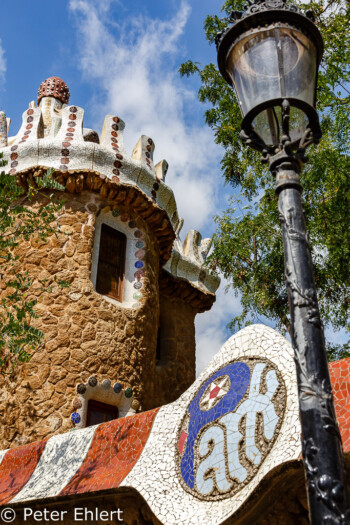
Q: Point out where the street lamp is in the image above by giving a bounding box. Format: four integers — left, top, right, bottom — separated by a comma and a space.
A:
216, 1, 350, 524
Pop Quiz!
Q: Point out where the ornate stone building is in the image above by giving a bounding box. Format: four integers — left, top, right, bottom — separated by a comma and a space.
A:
0, 78, 349, 525
0, 77, 219, 448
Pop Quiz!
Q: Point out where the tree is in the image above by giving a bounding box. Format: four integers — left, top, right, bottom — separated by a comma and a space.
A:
180, 0, 350, 357
0, 154, 66, 375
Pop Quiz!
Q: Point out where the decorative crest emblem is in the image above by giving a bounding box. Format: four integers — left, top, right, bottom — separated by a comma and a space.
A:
176, 358, 286, 500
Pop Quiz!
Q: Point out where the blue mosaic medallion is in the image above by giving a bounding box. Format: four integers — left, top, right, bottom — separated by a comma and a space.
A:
71, 412, 81, 424
176, 358, 286, 500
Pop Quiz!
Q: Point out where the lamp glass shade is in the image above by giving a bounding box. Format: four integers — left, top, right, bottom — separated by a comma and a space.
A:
226, 24, 317, 145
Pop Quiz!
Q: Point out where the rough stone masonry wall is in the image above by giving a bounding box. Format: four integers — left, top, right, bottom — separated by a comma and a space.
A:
0, 188, 174, 449
154, 293, 196, 407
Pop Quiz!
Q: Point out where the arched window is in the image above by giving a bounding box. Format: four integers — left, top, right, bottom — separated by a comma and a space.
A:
96, 224, 126, 302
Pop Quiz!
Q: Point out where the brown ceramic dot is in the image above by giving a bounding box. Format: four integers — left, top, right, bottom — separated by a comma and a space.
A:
111, 131, 118, 138
146, 145, 151, 151
61, 149, 70, 157
27, 116, 34, 123
9, 169, 16, 175
21, 136, 28, 140
73, 398, 82, 410
153, 183, 159, 191
151, 190, 157, 198
68, 121, 76, 127
112, 169, 120, 176
67, 128, 75, 133
26, 124, 33, 130
27, 109, 34, 115
62, 142, 71, 148
134, 270, 144, 280
112, 176, 120, 182
145, 152, 150, 158
111, 137, 118, 143
113, 116, 120, 123
66, 132, 74, 137
10, 145, 18, 151
24, 131, 31, 136
134, 230, 143, 239
115, 153, 123, 160
148, 138, 153, 145
112, 124, 119, 131
10, 153, 18, 161
112, 146, 119, 152
114, 160, 122, 169
11, 161, 18, 168
120, 213, 129, 222
70, 106, 78, 112
61, 158, 70, 164
69, 114, 77, 120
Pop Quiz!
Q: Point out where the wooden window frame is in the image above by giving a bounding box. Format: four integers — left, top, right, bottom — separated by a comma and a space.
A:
86, 399, 119, 427
96, 223, 126, 302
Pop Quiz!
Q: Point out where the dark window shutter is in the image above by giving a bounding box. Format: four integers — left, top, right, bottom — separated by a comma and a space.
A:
86, 399, 119, 427
96, 224, 126, 301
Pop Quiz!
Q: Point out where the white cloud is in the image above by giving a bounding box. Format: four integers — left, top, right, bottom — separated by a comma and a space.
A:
68, 0, 222, 233
0, 39, 6, 83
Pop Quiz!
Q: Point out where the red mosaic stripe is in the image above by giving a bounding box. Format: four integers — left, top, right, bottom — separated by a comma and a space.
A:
59, 408, 160, 496
329, 358, 350, 452
0, 439, 47, 504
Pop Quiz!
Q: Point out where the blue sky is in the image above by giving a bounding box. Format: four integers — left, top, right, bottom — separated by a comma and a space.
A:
3, 1, 342, 373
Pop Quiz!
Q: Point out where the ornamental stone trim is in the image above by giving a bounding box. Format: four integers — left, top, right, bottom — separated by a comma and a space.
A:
71, 376, 138, 429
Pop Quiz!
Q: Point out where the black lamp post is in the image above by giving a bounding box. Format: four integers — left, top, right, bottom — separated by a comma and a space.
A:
216, 1, 350, 523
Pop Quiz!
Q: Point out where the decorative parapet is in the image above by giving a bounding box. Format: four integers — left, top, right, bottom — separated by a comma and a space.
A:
0, 325, 318, 524
0, 105, 181, 234
0, 80, 220, 298
163, 229, 220, 300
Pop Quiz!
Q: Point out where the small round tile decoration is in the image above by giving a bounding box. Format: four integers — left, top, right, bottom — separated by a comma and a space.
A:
71, 412, 81, 424
135, 261, 144, 269
125, 387, 133, 398
133, 292, 142, 301
135, 241, 144, 249
113, 382, 122, 394
77, 383, 86, 395
134, 282, 142, 290
102, 379, 111, 389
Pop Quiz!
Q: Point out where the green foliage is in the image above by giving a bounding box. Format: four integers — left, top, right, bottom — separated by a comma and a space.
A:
181, 0, 350, 357
0, 155, 66, 375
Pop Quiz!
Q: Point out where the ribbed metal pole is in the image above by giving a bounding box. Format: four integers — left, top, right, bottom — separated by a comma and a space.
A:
274, 158, 350, 525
